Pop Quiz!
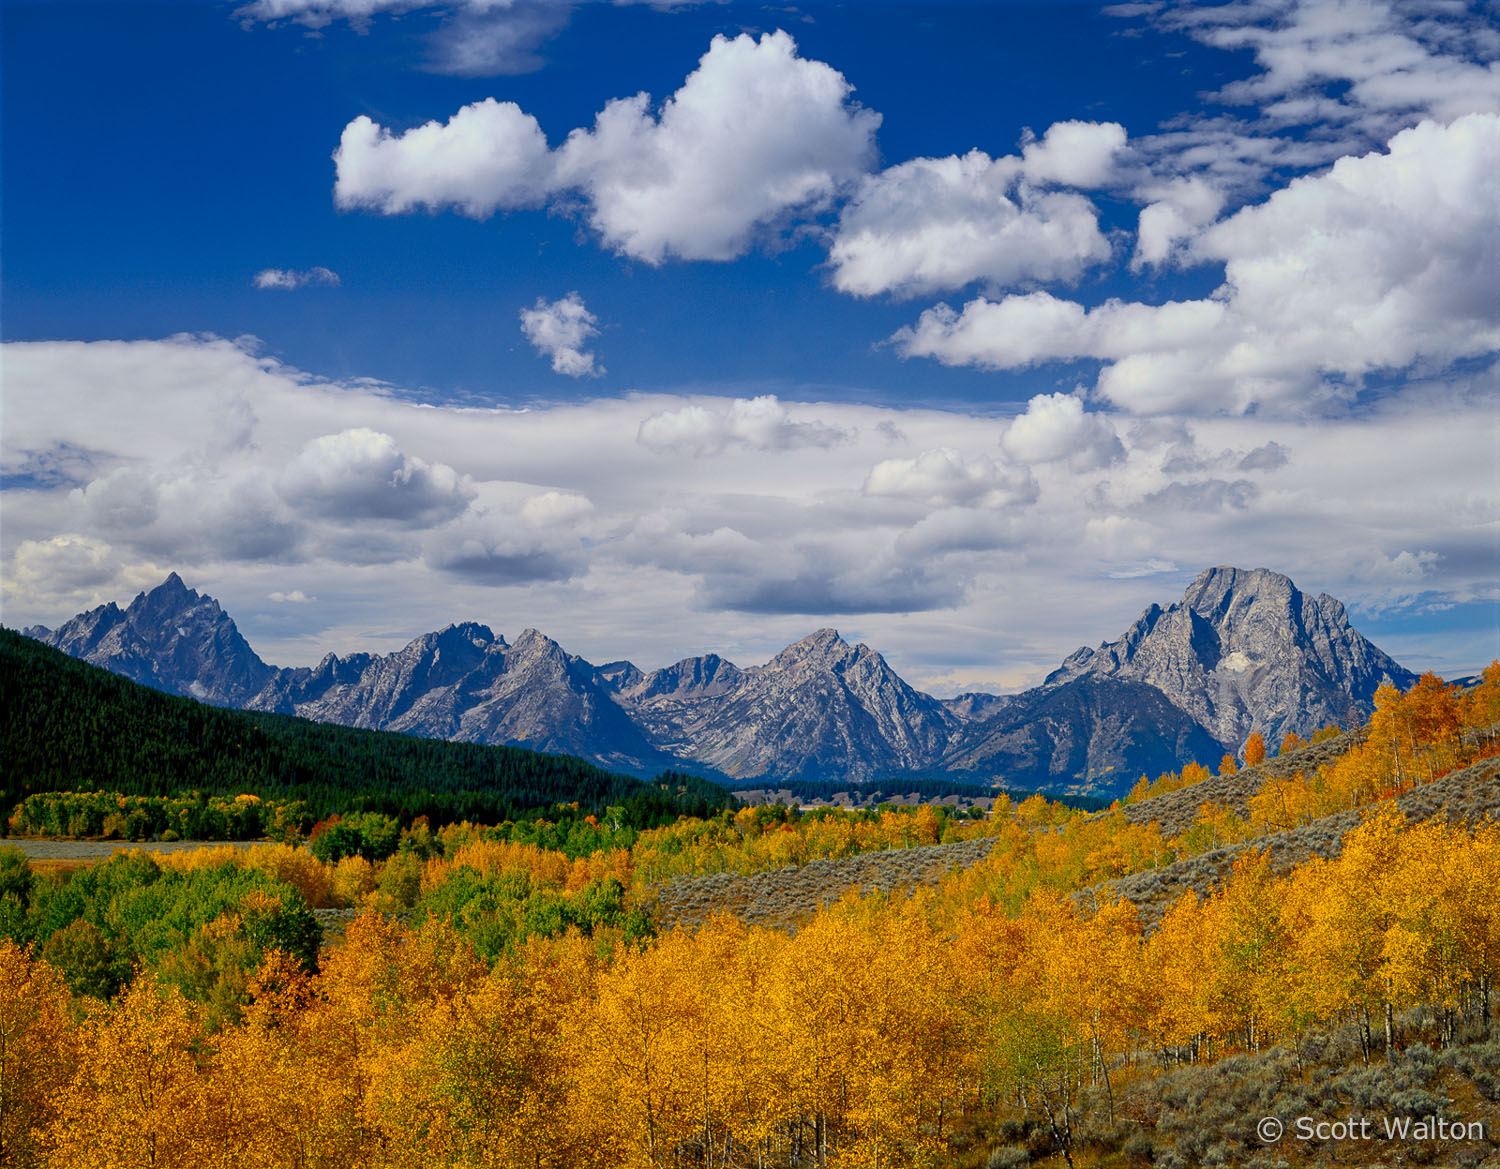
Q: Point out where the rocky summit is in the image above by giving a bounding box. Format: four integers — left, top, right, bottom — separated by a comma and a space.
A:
24, 573, 275, 707
609, 629, 961, 783
1043, 565, 1417, 754
25, 566, 1420, 796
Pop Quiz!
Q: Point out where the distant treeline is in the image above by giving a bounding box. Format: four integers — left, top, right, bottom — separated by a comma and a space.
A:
732, 774, 1109, 812
0, 628, 735, 832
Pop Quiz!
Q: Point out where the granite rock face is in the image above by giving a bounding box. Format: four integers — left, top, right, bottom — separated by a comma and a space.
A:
250, 625, 674, 775
613, 629, 961, 783
26, 573, 275, 706
1043, 566, 1417, 752
26, 566, 1418, 794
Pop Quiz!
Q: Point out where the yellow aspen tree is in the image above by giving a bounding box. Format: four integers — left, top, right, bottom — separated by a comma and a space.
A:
1286, 808, 1407, 1060
572, 926, 709, 1168
1369, 683, 1418, 792
0, 943, 77, 1169
1142, 892, 1215, 1055
209, 950, 330, 1169
1248, 774, 1318, 833
1462, 660, 1500, 735
1199, 852, 1289, 1051
48, 975, 221, 1169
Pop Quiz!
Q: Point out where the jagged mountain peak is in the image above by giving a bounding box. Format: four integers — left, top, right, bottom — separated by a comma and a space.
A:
771, 628, 890, 676
34, 572, 272, 707
27, 564, 1419, 797
509, 628, 572, 664
430, 622, 500, 649
1046, 565, 1414, 749
129, 571, 209, 616
779, 627, 847, 655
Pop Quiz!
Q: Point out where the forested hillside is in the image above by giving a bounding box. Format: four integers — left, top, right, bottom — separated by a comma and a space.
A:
3, 656, 1498, 1168
0, 627, 733, 827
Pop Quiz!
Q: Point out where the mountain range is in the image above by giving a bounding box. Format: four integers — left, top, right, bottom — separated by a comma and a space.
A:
23, 566, 1417, 797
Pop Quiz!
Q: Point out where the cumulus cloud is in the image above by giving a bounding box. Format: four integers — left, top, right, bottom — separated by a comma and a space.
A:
893, 290, 1225, 385
519, 293, 603, 377
278, 428, 474, 524
1238, 441, 1290, 471
5, 335, 1496, 683
1131, 177, 1225, 269
425, 506, 585, 583
895, 115, 1500, 414
829, 147, 1114, 298
333, 31, 880, 262
253, 266, 341, 290
863, 448, 1037, 508
1018, 119, 1129, 187
519, 489, 594, 526
702, 556, 968, 616
6, 534, 122, 595
334, 99, 555, 217
65, 463, 306, 566
1145, 478, 1261, 512
637, 395, 849, 457
554, 31, 879, 262
72, 467, 160, 530
269, 589, 316, 603
1000, 393, 1125, 471
157, 471, 307, 562
893, 508, 1022, 558
1110, 0, 1500, 205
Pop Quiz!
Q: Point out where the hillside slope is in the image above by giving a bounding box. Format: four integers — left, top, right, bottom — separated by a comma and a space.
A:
0, 627, 730, 824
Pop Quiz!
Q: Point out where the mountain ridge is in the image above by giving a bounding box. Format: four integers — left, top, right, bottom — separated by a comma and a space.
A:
27, 566, 1418, 796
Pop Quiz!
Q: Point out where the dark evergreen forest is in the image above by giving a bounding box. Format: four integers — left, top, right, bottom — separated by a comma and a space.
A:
0, 628, 733, 831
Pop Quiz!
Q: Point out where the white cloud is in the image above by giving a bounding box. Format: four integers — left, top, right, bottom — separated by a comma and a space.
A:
637, 395, 850, 457
73, 466, 160, 530
279, 428, 474, 524
1131, 177, 1226, 269
1107, 0, 1500, 206
555, 30, 879, 262
896, 115, 1500, 415
253, 266, 341, 290
1, 534, 165, 616
421, 1, 574, 77
863, 448, 1037, 508
893, 290, 1226, 386
828, 147, 1113, 298
1000, 393, 1125, 471
519, 292, 603, 377
1018, 119, 1129, 188
335, 99, 555, 217
1172, 0, 1500, 132
268, 589, 316, 603
333, 31, 880, 262
519, 489, 594, 526
7, 534, 120, 593
236, 0, 577, 76
4, 335, 1496, 685
237, 0, 417, 23
425, 505, 586, 583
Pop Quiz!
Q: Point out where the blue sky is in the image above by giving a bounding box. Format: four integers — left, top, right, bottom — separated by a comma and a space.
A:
3, 0, 1497, 691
